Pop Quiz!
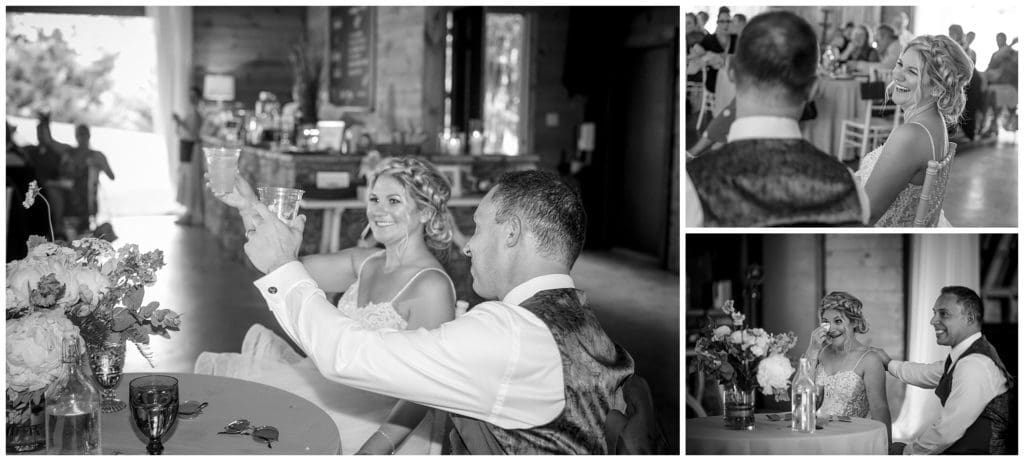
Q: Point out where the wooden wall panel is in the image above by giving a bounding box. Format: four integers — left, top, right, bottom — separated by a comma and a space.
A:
192, 6, 307, 106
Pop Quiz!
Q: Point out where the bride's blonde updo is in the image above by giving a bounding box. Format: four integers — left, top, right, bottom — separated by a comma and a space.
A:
902, 35, 974, 126
370, 157, 453, 250
819, 291, 869, 334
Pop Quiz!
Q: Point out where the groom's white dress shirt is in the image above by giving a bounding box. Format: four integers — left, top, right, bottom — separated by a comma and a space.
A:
255, 262, 567, 429
886, 332, 1009, 455
725, 116, 871, 225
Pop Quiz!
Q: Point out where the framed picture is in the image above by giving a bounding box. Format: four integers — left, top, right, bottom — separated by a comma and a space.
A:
437, 165, 462, 197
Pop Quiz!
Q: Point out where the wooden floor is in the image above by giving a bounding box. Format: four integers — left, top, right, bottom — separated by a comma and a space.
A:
114, 215, 681, 452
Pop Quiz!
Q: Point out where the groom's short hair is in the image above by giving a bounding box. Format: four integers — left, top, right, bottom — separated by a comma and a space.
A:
491, 170, 586, 268
733, 11, 819, 105
941, 286, 984, 322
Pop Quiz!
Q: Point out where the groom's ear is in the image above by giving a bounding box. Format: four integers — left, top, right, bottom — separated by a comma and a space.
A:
503, 215, 522, 248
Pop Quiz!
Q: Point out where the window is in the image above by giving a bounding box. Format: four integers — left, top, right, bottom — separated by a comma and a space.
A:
444, 8, 529, 155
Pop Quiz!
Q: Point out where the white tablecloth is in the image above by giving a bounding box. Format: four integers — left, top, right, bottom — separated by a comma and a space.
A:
686, 414, 887, 455
802, 78, 864, 156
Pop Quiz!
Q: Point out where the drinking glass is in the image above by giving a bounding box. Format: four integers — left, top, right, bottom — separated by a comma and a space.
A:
129, 375, 179, 455
86, 333, 127, 413
257, 186, 305, 222
203, 147, 241, 195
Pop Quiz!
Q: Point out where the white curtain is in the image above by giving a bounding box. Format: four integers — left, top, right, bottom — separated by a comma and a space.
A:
147, 6, 193, 185
893, 234, 979, 441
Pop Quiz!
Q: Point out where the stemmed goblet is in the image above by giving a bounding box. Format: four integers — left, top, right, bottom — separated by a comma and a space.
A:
129, 375, 179, 455
87, 333, 127, 412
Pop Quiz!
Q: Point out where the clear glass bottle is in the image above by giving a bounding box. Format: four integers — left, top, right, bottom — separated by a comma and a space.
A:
791, 357, 817, 433
45, 336, 102, 455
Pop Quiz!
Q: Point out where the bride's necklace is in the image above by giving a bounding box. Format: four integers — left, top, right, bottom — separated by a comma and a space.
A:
903, 100, 938, 123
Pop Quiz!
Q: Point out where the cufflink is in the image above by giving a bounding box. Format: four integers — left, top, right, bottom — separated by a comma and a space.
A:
268, 287, 278, 294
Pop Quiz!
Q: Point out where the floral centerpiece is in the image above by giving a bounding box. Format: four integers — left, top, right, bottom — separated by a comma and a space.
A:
693, 300, 798, 429
6, 183, 181, 450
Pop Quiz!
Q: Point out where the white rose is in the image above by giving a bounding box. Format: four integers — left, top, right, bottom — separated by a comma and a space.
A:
6, 309, 80, 394
729, 331, 743, 344
750, 344, 766, 357
6, 258, 67, 309
28, 243, 77, 262
713, 325, 732, 340
68, 266, 110, 306
757, 353, 796, 396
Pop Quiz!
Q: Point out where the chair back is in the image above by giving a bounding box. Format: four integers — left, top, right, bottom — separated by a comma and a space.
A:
605, 375, 671, 454
914, 142, 957, 226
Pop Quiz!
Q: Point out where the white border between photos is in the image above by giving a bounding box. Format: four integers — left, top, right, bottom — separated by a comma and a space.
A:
681, 1, 1022, 459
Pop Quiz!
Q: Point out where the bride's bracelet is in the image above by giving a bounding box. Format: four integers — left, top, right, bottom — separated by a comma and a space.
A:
375, 430, 396, 455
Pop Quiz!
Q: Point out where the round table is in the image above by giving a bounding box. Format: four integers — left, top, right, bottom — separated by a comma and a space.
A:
686, 414, 887, 455
802, 77, 865, 157
100, 373, 341, 455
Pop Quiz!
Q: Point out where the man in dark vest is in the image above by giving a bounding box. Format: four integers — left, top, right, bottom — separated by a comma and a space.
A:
686, 11, 868, 226
876, 286, 1014, 454
243, 169, 635, 454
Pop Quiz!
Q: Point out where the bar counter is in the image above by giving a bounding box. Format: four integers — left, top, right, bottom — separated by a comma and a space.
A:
201, 144, 538, 304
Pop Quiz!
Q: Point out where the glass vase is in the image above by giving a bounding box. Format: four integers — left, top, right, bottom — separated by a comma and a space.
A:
5, 400, 46, 453
86, 332, 127, 413
722, 385, 756, 430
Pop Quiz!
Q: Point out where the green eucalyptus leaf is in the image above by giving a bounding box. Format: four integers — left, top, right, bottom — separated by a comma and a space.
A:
139, 301, 160, 318
124, 286, 145, 310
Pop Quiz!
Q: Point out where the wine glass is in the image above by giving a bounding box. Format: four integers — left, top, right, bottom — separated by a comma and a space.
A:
87, 335, 127, 412
129, 375, 179, 455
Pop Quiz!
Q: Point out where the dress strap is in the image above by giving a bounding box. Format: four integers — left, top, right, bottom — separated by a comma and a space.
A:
389, 267, 457, 304
355, 250, 386, 282
908, 121, 939, 161
852, 349, 872, 370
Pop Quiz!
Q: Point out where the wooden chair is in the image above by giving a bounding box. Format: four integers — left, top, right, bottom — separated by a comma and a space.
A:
838, 80, 900, 162
913, 142, 957, 227
605, 375, 671, 454
695, 67, 716, 131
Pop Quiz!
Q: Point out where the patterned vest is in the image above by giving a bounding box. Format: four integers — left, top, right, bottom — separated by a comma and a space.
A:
448, 289, 635, 454
688, 138, 864, 226
934, 336, 1015, 454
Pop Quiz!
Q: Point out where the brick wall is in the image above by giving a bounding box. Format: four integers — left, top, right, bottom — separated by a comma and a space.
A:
823, 234, 907, 417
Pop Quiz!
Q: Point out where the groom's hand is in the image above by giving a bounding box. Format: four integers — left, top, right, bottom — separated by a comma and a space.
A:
889, 442, 906, 455
243, 203, 306, 274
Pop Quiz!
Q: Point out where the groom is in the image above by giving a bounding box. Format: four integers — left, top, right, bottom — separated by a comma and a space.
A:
875, 286, 1014, 455
686, 11, 868, 226
243, 169, 635, 454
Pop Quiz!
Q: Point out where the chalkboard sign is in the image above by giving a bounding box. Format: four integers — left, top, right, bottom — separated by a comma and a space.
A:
328, 6, 376, 110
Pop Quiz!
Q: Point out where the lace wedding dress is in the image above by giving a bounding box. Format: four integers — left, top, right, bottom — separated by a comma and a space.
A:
816, 350, 871, 418
854, 121, 951, 227
194, 252, 454, 454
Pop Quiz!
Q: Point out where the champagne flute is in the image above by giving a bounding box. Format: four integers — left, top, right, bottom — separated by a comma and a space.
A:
129, 375, 179, 455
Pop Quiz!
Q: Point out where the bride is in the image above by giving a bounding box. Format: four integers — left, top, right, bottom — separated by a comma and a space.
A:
194, 156, 457, 454
804, 292, 891, 443
855, 35, 974, 226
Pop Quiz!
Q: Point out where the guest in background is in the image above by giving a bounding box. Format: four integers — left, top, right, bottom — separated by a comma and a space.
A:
6, 122, 52, 260
893, 11, 915, 50
687, 11, 867, 227
874, 24, 902, 71
731, 13, 747, 37
697, 11, 710, 34
842, 21, 856, 46
964, 31, 978, 63
982, 33, 1018, 135
173, 86, 204, 226
19, 114, 69, 240
37, 117, 115, 237
949, 24, 985, 141
839, 24, 880, 65
714, 7, 731, 52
